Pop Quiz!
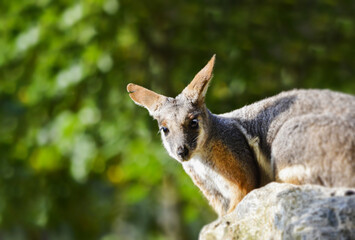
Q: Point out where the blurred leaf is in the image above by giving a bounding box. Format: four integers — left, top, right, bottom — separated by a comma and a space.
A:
29, 146, 62, 172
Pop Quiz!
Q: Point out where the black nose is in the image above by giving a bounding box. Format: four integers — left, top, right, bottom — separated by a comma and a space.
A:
177, 146, 189, 159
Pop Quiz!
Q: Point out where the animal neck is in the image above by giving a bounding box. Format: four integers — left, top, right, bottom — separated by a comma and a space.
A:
182, 112, 259, 216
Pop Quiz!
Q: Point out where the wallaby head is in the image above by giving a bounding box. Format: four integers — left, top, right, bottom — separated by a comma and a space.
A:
127, 55, 216, 162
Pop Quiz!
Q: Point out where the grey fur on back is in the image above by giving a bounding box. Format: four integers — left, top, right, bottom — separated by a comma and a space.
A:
221, 89, 355, 187
127, 55, 355, 216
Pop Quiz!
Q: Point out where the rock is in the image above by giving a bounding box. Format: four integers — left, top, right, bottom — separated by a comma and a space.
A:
199, 183, 355, 240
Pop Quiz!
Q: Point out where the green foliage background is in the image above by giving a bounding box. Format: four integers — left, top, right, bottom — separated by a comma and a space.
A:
0, 0, 354, 239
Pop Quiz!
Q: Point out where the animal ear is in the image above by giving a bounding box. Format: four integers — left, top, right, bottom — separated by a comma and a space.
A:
182, 54, 216, 104
127, 83, 167, 116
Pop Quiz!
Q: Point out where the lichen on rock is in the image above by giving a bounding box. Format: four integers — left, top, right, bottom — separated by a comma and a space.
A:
199, 183, 355, 240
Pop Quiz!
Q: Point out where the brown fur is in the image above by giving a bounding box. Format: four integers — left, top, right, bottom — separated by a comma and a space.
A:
127, 83, 166, 114
210, 140, 256, 212
127, 55, 355, 216
182, 55, 215, 104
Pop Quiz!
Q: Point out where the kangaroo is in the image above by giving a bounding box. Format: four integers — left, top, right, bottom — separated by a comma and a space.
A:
127, 55, 355, 216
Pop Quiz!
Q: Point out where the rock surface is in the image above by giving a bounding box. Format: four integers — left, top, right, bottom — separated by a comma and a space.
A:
199, 183, 355, 240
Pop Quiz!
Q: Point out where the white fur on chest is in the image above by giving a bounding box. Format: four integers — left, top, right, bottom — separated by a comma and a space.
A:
182, 155, 234, 200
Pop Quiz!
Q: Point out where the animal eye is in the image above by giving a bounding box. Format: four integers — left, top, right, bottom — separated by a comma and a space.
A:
160, 126, 169, 135
190, 119, 199, 129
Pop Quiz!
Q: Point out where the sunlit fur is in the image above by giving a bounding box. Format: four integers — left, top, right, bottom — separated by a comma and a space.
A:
127, 55, 355, 216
